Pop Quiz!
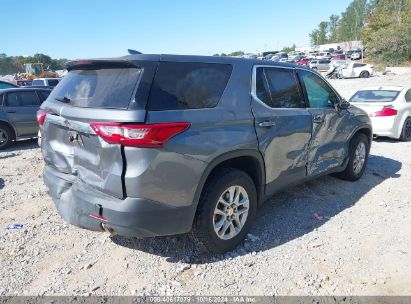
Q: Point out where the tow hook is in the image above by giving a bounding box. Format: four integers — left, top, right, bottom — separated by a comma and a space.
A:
101, 223, 116, 236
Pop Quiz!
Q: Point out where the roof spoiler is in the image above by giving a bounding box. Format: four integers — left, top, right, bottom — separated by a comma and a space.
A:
128, 49, 142, 55
65, 59, 138, 71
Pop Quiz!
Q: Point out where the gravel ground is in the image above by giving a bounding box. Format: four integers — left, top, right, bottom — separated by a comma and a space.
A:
0, 74, 410, 296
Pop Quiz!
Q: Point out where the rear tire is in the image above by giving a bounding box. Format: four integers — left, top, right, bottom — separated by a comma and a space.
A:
0, 124, 13, 150
359, 71, 370, 78
399, 117, 411, 141
335, 133, 370, 181
192, 168, 257, 254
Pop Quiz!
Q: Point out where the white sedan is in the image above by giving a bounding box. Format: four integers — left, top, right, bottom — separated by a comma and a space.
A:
340, 62, 374, 78
349, 86, 411, 141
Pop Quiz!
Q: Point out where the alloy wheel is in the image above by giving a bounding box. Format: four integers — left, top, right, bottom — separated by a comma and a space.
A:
405, 119, 411, 139
353, 142, 366, 174
213, 185, 249, 240
0, 128, 8, 147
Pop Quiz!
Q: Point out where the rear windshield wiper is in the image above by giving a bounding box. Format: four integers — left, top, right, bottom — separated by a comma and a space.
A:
55, 96, 71, 103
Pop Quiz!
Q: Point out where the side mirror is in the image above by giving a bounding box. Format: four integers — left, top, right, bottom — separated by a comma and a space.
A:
336, 99, 350, 111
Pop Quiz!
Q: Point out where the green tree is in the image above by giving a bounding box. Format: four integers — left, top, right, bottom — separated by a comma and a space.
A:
281, 44, 296, 53
338, 0, 369, 41
362, 0, 411, 65
328, 14, 340, 42
310, 22, 329, 45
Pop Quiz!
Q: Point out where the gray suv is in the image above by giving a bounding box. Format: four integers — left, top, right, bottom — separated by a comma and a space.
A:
39, 55, 372, 253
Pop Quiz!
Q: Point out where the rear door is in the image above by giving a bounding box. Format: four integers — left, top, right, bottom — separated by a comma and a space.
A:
3, 90, 41, 136
40, 61, 156, 198
251, 66, 312, 195
297, 69, 348, 176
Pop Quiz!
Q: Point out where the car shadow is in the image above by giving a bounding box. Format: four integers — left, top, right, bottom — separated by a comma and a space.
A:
1, 138, 38, 153
373, 137, 401, 144
0, 178, 4, 190
111, 154, 401, 263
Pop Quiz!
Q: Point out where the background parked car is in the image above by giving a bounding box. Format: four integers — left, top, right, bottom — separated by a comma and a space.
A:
317, 52, 332, 60
351, 50, 363, 60
0, 80, 19, 89
340, 62, 373, 78
309, 59, 331, 71
296, 58, 311, 66
31, 78, 61, 88
0, 88, 51, 149
349, 86, 411, 141
331, 53, 346, 60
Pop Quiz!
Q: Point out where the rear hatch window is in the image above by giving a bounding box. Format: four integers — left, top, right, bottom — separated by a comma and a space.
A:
350, 90, 400, 103
48, 68, 142, 109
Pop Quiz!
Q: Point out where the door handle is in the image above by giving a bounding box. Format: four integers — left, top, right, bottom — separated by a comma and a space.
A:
6, 110, 16, 113
258, 120, 276, 127
313, 115, 324, 123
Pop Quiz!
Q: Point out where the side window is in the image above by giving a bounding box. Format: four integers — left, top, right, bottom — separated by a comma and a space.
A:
38, 90, 51, 102
147, 62, 232, 110
255, 67, 304, 108
298, 70, 339, 108
5, 91, 40, 107
405, 89, 411, 102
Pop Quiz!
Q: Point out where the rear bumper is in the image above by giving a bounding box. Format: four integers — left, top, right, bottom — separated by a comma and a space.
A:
370, 116, 400, 139
43, 165, 197, 237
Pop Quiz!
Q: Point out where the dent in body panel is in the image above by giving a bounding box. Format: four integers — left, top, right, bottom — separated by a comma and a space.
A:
41, 116, 124, 199
261, 117, 312, 183
124, 147, 206, 207
307, 108, 353, 176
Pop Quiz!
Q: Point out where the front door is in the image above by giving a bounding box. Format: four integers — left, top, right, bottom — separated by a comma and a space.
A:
297, 69, 349, 176
251, 66, 312, 195
3, 90, 41, 136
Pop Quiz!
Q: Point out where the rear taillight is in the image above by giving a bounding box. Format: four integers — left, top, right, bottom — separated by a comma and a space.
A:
90, 122, 190, 148
370, 107, 397, 117
37, 109, 48, 126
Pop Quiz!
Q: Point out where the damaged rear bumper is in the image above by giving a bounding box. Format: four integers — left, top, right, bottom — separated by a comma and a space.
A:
43, 165, 197, 238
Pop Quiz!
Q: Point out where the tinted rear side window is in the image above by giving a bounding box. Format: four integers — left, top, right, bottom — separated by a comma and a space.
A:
147, 62, 232, 110
48, 68, 142, 109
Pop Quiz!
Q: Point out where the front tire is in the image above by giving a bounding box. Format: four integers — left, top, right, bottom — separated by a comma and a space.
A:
192, 168, 257, 253
335, 133, 370, 181
359, 71, 370, 78
0, 124, 13, 150
399, 117, 411, 141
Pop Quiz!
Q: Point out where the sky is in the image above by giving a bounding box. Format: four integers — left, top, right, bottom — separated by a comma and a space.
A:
2, 0, 353, 59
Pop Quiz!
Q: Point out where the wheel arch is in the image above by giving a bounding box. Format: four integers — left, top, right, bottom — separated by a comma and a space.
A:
0, 120, 17, 140
193, 150, 266, 207
348, 126, 373, 149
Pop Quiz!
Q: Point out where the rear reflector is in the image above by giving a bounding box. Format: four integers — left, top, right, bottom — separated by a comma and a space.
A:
370, 107, 397, 117
90, 122, 190, 148
89, 213, 108, 222
37, 109, 48, 126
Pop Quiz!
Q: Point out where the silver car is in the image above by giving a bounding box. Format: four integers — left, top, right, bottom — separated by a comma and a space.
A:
309, 59, 332, 71
0, 88, 51, 149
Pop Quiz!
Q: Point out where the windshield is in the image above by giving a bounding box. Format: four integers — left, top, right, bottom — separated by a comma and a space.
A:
350, 90, 400, 103
48, 67, 142, 109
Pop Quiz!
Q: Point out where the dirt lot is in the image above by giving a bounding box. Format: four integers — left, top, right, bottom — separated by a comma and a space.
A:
0, 74, 410, 296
